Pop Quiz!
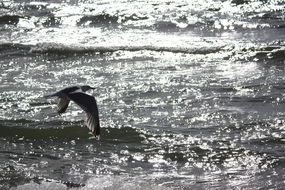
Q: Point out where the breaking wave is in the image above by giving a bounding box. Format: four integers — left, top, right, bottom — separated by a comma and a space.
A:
2, 42, 285, 63
0, 42, 225, 55
13, 175, 170, 190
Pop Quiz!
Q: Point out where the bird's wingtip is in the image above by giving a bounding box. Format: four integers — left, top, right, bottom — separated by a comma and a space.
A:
96, 135, 101, 140
88, 131, 101, 140
93, 131, 101, 140
88, 134, 101, 140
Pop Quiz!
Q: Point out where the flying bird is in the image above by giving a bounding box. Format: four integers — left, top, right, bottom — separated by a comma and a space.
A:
45, 85, 100, 137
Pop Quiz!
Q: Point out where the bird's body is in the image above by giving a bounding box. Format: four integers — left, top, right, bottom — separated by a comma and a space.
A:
45, 85, 100, 137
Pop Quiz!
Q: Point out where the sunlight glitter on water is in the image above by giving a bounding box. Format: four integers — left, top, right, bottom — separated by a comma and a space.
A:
1, 0, 285, 189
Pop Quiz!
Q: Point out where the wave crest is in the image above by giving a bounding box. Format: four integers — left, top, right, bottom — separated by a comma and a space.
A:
29, 42, 224, 54
0, 42, 224, 55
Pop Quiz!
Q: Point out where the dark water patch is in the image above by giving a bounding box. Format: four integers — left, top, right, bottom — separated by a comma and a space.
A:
0, 120, 145, 143
267, 47, 285, 61
243, 139, 285, 159
0, 118, 39, 128
77, 14, 118, 27
162, 152, 187, 163
0, 122, 89, 140
249, 137, 285, 147
233, 44, 285, 64
207, 86, 238, 93
277, 24, 285, 29
0, 15, 22, 25
154, 21, 180, 32
230, 95, 275, 103
104, 127, 145, 143
146, 20, 209, 33
0, 43, 33, 57
231, 0, 251, 5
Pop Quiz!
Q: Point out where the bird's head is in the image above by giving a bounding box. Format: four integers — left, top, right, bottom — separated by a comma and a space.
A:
80, 85, 95, 92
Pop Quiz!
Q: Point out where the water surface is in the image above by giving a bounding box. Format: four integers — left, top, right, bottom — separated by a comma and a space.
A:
1, 0, 285, 189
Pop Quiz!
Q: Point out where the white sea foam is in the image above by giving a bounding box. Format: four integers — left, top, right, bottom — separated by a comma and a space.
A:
14, 175, 171, 190
14, 181, 67, 190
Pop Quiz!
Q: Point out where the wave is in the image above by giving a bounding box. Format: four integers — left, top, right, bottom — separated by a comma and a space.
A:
3, 41, 285, 58
1, 118, 284, 146
251, 45, 285, 67
267, 47, 285, 61
0, 43, 32, 56
13, 175, 171, 190
76, 14, 188, 31
0, 42, 224, 55
32, 42, 224, 54
0, 119, 146, 142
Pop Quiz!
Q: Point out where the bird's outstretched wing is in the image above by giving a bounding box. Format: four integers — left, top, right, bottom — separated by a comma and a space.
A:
67, 92, 100, 136
57, 98, 70, 114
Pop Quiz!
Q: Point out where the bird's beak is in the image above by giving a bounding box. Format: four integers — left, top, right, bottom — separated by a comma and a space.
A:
91, 87, 95, 90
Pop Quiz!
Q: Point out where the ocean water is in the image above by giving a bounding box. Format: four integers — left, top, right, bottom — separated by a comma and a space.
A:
1, 0, 285, 189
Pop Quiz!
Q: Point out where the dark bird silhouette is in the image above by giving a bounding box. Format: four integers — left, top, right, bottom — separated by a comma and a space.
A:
45, 85, 100, 137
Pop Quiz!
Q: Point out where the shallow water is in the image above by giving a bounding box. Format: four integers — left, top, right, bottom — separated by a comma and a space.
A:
1, 0, 285, 189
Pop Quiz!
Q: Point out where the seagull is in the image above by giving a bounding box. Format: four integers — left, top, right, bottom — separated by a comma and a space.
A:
45, 85, 100, 137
